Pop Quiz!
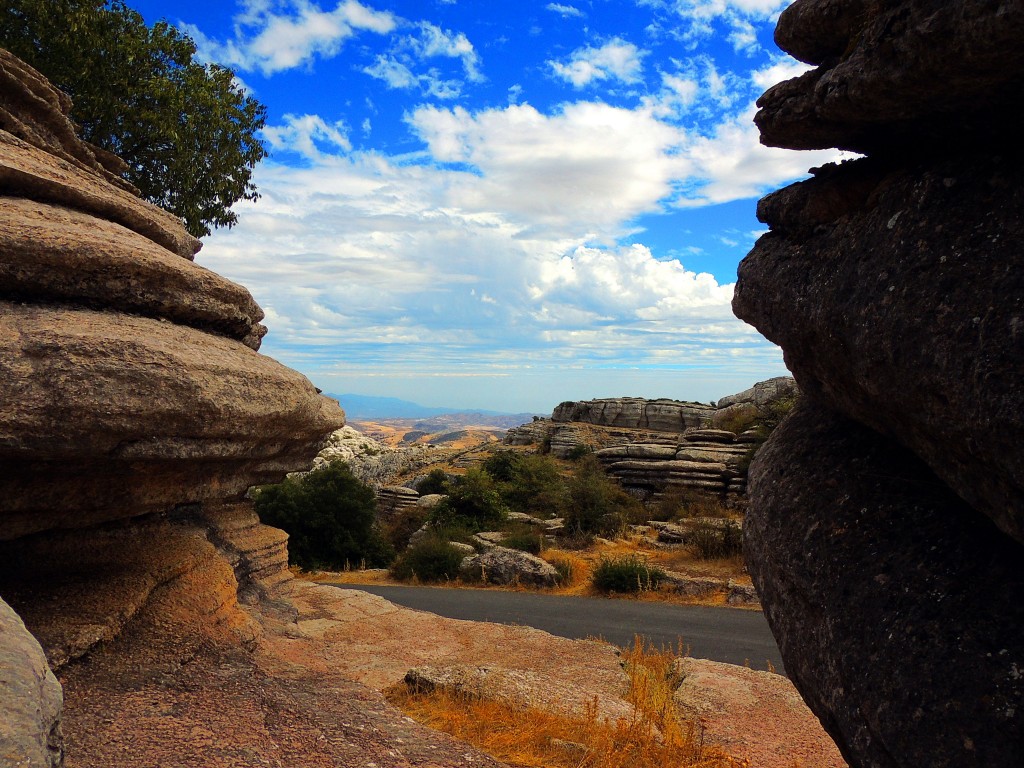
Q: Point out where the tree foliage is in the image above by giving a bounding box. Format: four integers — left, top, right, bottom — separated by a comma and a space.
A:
564, 455, 643, 536
254, 463, 394, 571
0, 0, 267, 237
429, 466, 508, 532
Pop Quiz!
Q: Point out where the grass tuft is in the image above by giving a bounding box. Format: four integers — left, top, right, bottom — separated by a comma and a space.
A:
387, 636, 748, 768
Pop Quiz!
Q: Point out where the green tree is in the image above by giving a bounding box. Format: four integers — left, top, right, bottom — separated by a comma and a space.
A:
564, 455, 642, 536
0, 0, 267, 237
254, 463, 394, 571
429, 467, 508, 532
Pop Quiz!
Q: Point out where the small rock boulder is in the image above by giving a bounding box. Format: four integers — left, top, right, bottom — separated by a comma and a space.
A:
459, 546, 559, 587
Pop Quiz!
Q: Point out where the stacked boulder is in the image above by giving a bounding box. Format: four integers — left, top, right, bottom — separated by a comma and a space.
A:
734, 3, 1024, 766
0, 50, 344, 765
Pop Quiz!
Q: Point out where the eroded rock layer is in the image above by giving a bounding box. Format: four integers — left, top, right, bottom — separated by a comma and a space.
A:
736, 2, 1024, 766
508, 381, 795, 504
0, 49, 345, 765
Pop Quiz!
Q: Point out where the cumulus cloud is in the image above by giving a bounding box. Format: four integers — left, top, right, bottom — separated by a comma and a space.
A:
261, 113, 351, 160
406, 101, 689, 236
641, 0, 788, 53
362, 21, 483, 97
546, 3, 586, 18
185, 0, 396, 74
549, 38, 646, 87
202, 89, 833, 403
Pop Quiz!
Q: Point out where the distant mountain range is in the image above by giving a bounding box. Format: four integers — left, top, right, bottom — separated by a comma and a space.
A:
328, 393, 539, 422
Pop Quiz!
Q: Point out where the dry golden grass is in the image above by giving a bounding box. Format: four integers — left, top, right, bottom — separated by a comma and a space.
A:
387, 636, 749, 768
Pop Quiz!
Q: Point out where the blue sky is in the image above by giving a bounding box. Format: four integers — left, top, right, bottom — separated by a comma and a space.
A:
131, 0, 841, 413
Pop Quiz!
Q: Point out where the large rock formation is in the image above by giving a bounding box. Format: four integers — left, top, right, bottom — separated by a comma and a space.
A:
508, 381, 795, 505
734, 2, 1024, 766
0, 48, 345, 763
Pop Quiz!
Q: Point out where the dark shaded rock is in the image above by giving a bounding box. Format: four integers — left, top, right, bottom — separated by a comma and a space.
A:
735, 151, 1024, 545
757, 0, 1024, 154
746, 399, 1024, 768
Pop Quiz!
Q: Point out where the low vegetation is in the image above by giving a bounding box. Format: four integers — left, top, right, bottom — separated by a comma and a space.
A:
387, 637, 745, 768
591, 555, 667, 594
254, 463, 393, 571
389, 533, 465, 583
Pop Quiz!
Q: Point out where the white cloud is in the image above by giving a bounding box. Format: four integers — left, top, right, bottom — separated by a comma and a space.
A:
195, 85, 836, 407
185, 0, 396, 75
549, 38, 646, 88
363, 55, 464, 98
546, 3, 586, 18
751, 57, 813, 90
641, 0, 788, 54
412, 22, 484, 82
678, 106, 842, 204
406, 101, 689, 236
262, 113, 351, 160
361, 21, 483, 97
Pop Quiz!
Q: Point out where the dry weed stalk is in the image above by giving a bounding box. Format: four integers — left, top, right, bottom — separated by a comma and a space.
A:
387, 637, 748, 768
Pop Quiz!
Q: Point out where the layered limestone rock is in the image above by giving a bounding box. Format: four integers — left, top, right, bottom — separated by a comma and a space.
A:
508, 382, 793, 503
734, 3, 1024, 766
551, 397, 713, 431
0, 50, 344, 765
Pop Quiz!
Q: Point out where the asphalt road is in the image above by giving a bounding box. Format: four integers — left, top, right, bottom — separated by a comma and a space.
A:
326, 584, 784, 674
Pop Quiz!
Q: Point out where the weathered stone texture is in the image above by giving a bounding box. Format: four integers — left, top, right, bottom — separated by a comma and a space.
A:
736, 3, 1024, 766
759, 0, 1024, 153
746, 401, 1023, 768
0, 597, 63, 768
0, 49, 344, 767
551, 397, 713, 431
735, 152, 1024, 544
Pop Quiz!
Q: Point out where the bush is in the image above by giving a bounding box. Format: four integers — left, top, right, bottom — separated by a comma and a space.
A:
545, 555, 578, 586
689, 521, 744, 560
496, 454, 566, 519
591, 555, 666, 593
566, 443, 593, 461
254, 463, 394, 571
564, 456, 643, 536
390, 534, 467, 582
415, 468, 450, 496
429, 467, 507, 532
501, 523, 545, 555
659, 488, 729, 521
383, 506, 429, 552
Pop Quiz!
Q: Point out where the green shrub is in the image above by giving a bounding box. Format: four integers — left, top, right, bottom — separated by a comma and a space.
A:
416, 468, 450, 496
566, 443, 593, 461
501, 523, 545, 555
429, 467, 507, 532
390, 534, 467, 582
383, 506, 430, 552
564, 456, 643, 536
254, 462, 394, 570
689, 521, 744, 560
498, 454, 566, 519
591, 555, 666, 593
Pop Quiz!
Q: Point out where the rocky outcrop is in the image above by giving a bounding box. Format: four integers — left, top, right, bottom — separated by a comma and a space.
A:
734, 3, 1024, 766
0, 598, 62, 768
551, 397, 713, 431
674, 657, 845, 768
506, 381, 794, 505
747, 402, 1023, 767
0, 49, 344, 765
460, 545, 560, 587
